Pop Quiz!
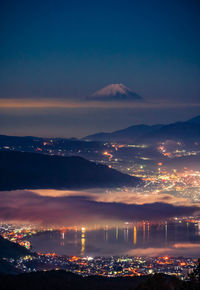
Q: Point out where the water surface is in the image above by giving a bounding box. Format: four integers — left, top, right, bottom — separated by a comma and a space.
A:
29, 222, 200, 257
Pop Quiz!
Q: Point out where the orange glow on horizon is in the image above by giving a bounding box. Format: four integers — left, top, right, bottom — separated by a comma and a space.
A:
1, 98, 200, 109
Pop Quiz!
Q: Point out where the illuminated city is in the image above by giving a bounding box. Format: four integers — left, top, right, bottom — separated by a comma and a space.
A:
0, 1, 200, 289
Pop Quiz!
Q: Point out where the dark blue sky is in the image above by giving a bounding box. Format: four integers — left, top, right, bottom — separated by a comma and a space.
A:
0, 0, 200, 137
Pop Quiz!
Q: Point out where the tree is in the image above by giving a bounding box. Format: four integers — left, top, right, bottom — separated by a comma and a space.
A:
189, 258, 200, 289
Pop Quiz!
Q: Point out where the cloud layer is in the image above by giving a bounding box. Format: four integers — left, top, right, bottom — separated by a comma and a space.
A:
0, 190, 199, 226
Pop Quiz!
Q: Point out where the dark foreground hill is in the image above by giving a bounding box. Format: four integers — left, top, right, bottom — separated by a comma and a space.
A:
0, 235, 31, 259
0, 270, 193, 290
0, 151, 142, 190
0, 235, 34, 274
0, 260, 20, 275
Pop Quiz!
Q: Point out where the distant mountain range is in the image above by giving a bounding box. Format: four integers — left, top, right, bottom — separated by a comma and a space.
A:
0, 151, 142, 190
84, 115, 200, 143
188, 115, 200, 124
1, 115, 199, 147
85, 124, 163, 143
87, 83, 143, 102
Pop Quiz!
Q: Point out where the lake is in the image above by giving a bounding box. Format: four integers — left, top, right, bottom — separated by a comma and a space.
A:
29, 221, 200, 257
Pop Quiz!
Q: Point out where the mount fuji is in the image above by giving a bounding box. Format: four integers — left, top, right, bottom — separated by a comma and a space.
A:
88, 83, 143, 102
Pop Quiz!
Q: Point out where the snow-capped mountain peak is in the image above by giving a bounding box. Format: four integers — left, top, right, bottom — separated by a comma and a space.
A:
92, 83, 130, 97
89, 83, 143, 102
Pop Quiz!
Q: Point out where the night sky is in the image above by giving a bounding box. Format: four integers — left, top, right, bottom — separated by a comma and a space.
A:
0, 0, 200, 137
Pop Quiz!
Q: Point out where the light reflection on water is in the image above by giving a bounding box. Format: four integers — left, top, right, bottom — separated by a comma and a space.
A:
29, 222, 200, 257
